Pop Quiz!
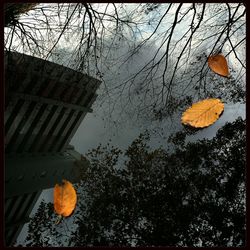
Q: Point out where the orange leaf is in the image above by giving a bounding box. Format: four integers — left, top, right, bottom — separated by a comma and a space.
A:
181, 98, 224, 128
54, 180, 77, 217
208, 54, 229, 77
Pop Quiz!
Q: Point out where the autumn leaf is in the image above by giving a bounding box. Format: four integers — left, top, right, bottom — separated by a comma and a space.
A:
54, 179, 77, 218
208, 54, 229, 77
181, 98, 224, 128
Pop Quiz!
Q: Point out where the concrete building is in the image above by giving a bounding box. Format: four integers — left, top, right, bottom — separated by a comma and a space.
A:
4, 51, 100, 246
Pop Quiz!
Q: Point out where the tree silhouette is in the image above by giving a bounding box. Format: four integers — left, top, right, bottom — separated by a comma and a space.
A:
5, 4, 245, 247
4, 3, 245, 122
23, 117, 245, 247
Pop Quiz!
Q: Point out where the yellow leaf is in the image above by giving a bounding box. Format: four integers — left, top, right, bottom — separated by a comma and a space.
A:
181, 98, 224, 128
208, 54, 229, 77
54, 179, 77, 217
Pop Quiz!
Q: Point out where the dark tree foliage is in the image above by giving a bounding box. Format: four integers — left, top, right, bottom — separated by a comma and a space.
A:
23, 117, 245, 247
24, 201, 56, 247
24, 200, 74, 247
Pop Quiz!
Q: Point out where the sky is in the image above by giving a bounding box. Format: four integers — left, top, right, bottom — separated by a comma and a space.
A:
8, 3, 245, 245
